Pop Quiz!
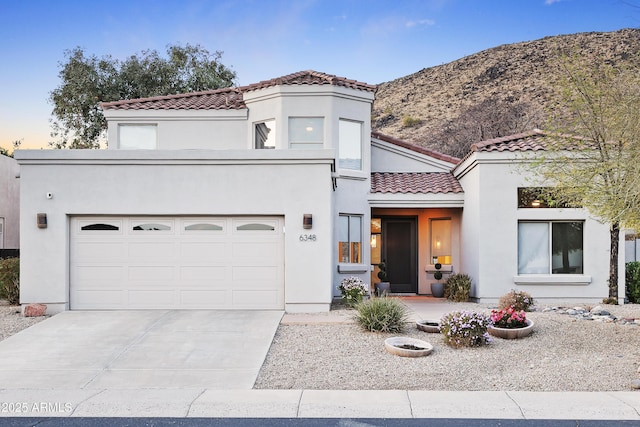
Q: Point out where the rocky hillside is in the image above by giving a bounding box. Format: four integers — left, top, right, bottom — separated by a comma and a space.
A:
373, 28, 640, 154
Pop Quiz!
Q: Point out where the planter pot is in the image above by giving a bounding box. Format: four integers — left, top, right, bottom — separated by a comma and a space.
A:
488, 320, 535, 339
384, 337, 433, 357
416, 320, 440, 333
375, 282, 391, 297
430, 282, 445, 298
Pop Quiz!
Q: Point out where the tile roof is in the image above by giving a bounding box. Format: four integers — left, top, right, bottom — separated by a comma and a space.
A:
470, 129, 548, 152
101, 70, 375, 111
101, 87, 244, 110
371, 172, 464, 194
371, 131, 460, 165
240, 70, 376, 93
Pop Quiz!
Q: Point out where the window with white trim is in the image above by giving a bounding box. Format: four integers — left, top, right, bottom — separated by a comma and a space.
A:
255, 120, 276, 149
338, 214, 362, 263
339, 119, 362, 170
518, 221, 584, 274
289, 117, 323, 149
118, 124, 157, 149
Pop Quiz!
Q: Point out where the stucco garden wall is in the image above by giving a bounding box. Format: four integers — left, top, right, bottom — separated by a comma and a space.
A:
0, 155, 20, 249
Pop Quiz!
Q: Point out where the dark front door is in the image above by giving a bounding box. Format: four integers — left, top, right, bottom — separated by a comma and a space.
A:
382, 218, 417, 293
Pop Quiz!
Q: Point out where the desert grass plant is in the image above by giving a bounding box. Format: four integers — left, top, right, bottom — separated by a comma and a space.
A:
444, 273, 472, 302
338, 276, 368, 308
354, 297, 409, 333
439, 310, 491, 348
0, 257, 20, 305
498, 289, 535, 312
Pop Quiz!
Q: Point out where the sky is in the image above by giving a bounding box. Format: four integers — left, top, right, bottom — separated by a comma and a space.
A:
0, 0, 638, 151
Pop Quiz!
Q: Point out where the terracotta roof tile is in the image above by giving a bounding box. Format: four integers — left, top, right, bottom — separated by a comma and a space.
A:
470, 129, 548, 152
100, 87, 244, 110
371, 132, 460, 165
101, 70, 375, 111
371, 172, 464, 194
241, 70, 376, 93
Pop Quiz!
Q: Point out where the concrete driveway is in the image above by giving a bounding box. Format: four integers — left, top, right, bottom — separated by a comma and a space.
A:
0, 310, 283, 389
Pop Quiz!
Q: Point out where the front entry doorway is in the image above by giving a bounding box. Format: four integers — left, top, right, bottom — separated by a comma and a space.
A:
380, 217, 417, 293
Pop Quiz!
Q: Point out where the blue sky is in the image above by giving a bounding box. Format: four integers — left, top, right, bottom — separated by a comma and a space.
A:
0, 0, 638, 151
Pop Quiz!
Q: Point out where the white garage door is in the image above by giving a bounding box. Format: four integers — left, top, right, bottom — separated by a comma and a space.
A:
70, 216, 284, 310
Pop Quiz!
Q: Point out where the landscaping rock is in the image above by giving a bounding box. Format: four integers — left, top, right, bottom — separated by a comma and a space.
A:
23, 304, 46, 317
632, 379, 640, 390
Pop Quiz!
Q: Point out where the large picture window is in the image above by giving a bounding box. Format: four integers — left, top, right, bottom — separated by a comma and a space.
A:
518, 221, 584, 274
289, 117, 323, 149
119, 124, 157, 149
338, 215, 362, 263
339, 119, 362, 170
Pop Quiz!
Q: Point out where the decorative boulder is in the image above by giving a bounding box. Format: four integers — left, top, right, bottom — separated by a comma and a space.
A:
24, 303, 47, 317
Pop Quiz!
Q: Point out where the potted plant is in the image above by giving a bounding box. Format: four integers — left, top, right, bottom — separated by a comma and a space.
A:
488, 306, 534, 339
375, 261, 390, 296
430, 263, 445, 298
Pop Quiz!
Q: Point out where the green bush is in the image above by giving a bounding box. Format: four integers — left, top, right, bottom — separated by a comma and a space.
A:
0, 257, 20, 305
498, 289, 535, 312
354, 297, 409, 333
440, 310, 491, 348
444, 273, 472, 302
626, 261, 640, 303
401, 115, 421, 128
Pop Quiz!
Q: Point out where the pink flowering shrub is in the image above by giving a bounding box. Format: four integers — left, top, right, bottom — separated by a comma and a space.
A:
490, 306, 528, 329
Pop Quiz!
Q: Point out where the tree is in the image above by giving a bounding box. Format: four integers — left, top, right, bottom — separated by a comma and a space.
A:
426, 98, 543, 158
529, 58, 640, 302
49, 44, 237, 149
0, 139, 23, 158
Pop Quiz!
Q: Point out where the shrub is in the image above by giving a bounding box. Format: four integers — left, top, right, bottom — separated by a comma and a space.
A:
354, 297, 409, 333
401, 115, 421, 128
439, 310, 491, 348
444, 273, 472, 302
490, 307, 528, 329
338, 276, 368, 308
0, 257, 20, 305
626, 261, 640, 303
498, 289, 535, 312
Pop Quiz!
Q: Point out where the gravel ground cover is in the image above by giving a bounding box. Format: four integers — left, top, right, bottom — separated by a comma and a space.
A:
0, 303, 47, 341
254, 302, 640, 391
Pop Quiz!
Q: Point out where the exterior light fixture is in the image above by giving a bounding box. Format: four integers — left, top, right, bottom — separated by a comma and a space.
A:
531, 200, 541, 208
37, 213, 47, 229
303, 214, 312, 229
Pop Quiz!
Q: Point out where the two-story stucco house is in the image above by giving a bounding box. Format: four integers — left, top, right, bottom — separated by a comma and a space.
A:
15, 70, 624, 313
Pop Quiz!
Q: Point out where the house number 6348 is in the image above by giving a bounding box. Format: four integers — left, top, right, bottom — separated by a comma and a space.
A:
299, 234, 317, 242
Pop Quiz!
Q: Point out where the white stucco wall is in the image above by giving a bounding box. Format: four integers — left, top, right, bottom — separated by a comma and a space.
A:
15, 150, 335, 313
0, 155, 20, 249
456, 153, 623, 303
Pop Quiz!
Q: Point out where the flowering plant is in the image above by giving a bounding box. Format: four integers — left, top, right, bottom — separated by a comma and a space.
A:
490, 306, 528, 329
498, 289, 535, 312
439, 310, 492, 348
338, 276, 368, 307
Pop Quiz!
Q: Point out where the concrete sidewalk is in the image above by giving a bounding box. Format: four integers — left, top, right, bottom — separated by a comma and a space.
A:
1, 389, 639, 419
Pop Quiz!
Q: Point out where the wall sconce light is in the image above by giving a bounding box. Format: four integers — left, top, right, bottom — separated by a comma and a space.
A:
303, 214, 312, 229
370, 235, 377, 248
37, 213, 47, 229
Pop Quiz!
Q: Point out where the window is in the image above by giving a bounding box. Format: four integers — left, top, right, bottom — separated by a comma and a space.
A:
255, 120, 276, 149
132, 223, 171, 231
338, 119, 362, 170
338, 215, 362, 263
431, 218, 452, 265
289, 117, 323, 149
518, 221, 584, 274
119, 124, 157, 149
81, 223, 119, 231
518, 187, 579, 208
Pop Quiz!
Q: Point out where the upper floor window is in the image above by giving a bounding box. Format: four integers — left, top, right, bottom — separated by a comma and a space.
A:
255, 120, 276, 149
518, 187, 579, 208
339, 119, 362, 170
518, 221, 584, 274
119, 124, 157, 149
289, 117, 323, 149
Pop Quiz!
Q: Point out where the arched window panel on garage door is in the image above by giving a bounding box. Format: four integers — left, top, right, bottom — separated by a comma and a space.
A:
131, 220, 173, 232
78, 219, 123, 234
182, 220, 225, 232
234, 219, 278, 233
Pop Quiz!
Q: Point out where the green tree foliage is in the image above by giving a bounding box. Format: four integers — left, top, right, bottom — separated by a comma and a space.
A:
0, 139, 23, 158
49, 44, 237, 149
530, 57, 640, 301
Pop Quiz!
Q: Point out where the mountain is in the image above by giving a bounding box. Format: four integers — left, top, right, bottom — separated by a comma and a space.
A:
372, 28, 640, 155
